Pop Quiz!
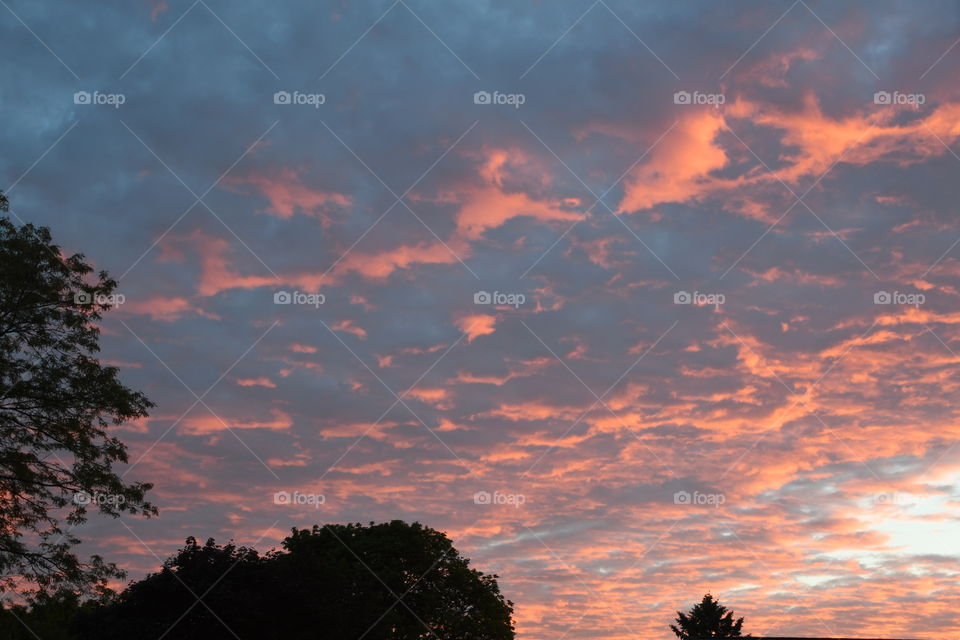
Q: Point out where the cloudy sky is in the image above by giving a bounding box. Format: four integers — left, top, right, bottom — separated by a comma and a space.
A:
4, 0, 960, 637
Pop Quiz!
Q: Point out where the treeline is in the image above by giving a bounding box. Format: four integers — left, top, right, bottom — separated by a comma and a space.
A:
0, 521, 515, 640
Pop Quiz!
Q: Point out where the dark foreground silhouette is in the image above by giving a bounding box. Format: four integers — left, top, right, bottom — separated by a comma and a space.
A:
671, 593, 749, 639
1, 521, 515, 640
0, 194, 156, 596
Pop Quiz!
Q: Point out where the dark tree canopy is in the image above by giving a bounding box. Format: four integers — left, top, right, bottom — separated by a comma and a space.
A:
0, 588, 84, 639
670, 593, 750, 640
0, 197, 155, 595
78, 521, 516, 640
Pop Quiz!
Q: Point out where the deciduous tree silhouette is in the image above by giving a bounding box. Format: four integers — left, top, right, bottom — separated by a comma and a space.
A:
78, 521, 515, 640
0, 195, 156, 595
670, 593, 749, 639
0, 588, 84, 639
74, 536, 266, 639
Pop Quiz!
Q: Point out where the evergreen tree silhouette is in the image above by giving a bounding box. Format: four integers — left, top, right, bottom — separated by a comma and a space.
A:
670, 593, 750, 639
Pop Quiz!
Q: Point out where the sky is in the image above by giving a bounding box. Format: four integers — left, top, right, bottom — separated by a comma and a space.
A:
3, 0, 960, 638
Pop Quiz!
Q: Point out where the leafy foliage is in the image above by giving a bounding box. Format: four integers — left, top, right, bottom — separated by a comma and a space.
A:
670, 593, 749, 639
0, 589, 86, 639
73, 536, 266, 639
79, 521, 516, 640
0, 197, 156, 595
278, 521, 515, 639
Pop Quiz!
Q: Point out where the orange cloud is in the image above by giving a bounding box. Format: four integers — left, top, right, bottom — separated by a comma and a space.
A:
617, 109, 728, 213
608, 88, 960, 216
266, 454, 310, 467
449, 148, 581, 239
235, 377, 277, 388
181, 409, 292, 435
144, 0, 168, 21
332, 319, 368, 340
333, 241, 464, 281
406, 387, 453, 410
455, 313, 497, 342
120, 296, 215, 322
321, 421, 399, 440
224, 168, 350, 219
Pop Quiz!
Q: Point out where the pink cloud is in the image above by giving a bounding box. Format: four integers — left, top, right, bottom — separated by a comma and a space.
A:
120, 296, 217, 322
144, 0, 168, 21
235, 377, 277, 388
448, 148, 581, 239
223, 168, 351, 219
406, 387, 453, 410
455, 313, 497, 342
332, 319, 368, 340
614, 109, 728, 213
181, 409, 292, 435
332, 241, 464, 281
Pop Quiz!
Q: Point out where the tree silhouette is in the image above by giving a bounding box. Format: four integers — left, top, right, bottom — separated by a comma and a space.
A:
670, 593, 749, 639
73, 536, 266, 639
0, 197, 156, 595
0, 589, 84, 639
77, 521, 515, 640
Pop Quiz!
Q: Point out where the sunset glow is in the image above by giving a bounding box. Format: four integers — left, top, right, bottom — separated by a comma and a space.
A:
3, 1, 960, 637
